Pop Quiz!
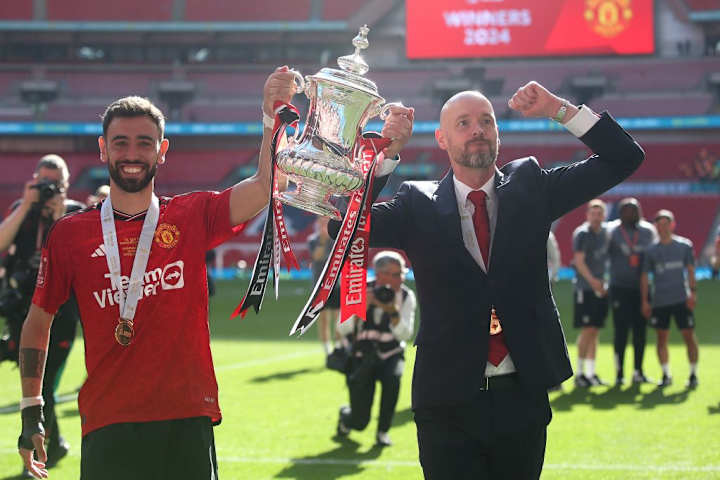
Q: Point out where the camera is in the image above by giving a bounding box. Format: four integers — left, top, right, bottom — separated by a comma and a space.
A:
373, 284, 395, 304
31, 180, 64, 203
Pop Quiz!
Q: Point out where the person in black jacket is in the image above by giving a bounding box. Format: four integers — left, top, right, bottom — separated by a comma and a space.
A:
0, 154, 84, 476
330, 81, 644, 479
335, 251, 416, 447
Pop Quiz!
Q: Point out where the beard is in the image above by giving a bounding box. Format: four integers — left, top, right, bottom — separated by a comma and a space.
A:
451, 138, 497, 169
108, 157, 157, 193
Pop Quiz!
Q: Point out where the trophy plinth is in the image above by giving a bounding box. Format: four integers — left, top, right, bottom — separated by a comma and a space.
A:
275, 25, 388, 220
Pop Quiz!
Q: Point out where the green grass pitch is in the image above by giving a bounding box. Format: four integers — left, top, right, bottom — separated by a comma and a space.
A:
1, 279, 719, 479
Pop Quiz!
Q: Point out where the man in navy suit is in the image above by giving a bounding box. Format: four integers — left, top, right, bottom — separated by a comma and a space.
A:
332, 80, 644, 478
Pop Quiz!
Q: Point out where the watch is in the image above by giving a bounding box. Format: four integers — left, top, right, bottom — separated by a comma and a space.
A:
552, 101, 568, 123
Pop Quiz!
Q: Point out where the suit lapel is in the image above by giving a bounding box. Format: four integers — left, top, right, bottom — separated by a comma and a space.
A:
489, 169, 510, 273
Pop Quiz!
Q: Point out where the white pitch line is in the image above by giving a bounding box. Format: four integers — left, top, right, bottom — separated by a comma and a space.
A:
215, 350, 318, 371
0, 448, 718, 473
218, 455, 418, 467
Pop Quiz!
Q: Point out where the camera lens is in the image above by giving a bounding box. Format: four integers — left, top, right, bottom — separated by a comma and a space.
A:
373, 284, 395, 303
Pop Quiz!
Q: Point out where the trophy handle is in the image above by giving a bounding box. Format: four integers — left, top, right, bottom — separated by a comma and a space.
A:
379, 101, 405, 120
289, 69, 306, 96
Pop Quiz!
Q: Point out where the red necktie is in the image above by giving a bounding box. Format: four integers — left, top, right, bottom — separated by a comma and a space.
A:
468, 190, 509, 366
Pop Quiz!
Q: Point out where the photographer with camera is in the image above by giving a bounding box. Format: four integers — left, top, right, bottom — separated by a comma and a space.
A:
0, 154, 83, 475
335, 251, 416, 447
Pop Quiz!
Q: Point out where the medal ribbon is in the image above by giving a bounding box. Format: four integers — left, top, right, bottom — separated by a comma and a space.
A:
232, 102, 300, 318
290, 134, 391, 335
100, 193, 160, 325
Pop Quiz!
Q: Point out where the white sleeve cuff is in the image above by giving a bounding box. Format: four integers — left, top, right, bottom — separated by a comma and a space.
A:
376, 156, 400, 177
20, 396, 44, 410
563, 106, 600, 138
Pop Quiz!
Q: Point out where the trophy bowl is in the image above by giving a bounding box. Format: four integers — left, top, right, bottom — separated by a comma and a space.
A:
276, 26, 394, 220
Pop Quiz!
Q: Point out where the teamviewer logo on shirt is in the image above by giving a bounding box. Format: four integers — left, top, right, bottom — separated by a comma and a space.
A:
161, 261, 185, 290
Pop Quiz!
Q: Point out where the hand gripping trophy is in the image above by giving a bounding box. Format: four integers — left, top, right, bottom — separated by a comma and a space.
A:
235, 26, 401, 333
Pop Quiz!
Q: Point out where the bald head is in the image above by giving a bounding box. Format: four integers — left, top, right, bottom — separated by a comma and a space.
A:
439, 91, 495, 128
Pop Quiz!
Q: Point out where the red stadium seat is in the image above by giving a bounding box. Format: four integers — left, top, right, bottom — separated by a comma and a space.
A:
0, 3, 33, 20
323, 1, 367, 20
683, 0, 720, 11
184, 0, 310, 21
46, 0, 173, 21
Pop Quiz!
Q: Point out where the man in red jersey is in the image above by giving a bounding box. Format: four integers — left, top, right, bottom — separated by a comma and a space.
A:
15, 67, 328, 480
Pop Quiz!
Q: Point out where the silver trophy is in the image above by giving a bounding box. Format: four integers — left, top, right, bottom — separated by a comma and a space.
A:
277, 25, 397, 220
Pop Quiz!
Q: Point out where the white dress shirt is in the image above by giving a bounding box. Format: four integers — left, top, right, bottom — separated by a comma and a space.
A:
453, 105, 601, 376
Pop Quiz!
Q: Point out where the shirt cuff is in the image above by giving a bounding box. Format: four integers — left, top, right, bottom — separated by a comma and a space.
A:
376, 155, 400, 177
563, 106, 600, 138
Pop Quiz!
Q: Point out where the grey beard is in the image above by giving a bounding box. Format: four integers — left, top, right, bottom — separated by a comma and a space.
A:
455, 151, 496, 169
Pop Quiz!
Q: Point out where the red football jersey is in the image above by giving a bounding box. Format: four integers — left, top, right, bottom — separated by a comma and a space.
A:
32, 188, 245, 436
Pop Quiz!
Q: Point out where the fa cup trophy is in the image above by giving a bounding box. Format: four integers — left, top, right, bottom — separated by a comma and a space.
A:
275, 25, 395, 220
235, 26, 398, 333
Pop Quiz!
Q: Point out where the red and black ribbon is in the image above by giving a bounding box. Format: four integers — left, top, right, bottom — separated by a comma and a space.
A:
290, 134, 391, 335
231, 102, 300, 318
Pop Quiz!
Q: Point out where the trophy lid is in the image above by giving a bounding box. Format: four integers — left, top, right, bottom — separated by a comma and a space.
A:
310, 25, 382, 99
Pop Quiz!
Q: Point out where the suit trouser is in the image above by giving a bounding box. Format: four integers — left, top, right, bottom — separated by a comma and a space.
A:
344, 354, 403, 433
414, 378, 550, 480
610, 286, 647, 374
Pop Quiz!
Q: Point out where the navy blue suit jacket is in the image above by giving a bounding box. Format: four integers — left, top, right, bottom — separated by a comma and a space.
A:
361, 112, 644, 409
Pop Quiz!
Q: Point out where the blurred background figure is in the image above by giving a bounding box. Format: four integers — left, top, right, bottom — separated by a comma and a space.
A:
641, 209, 699, 389
85, 184, 109, 206
571, 199, 610, 387
547, 231, 561, 283
0, 154, 84, 476
607, 197, 657, 386
335, 251, 416, 447
307, 216, 340, 356
712, 226, 720, 280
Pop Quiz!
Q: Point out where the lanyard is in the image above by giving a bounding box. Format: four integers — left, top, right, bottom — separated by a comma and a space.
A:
100, 193, 159, 322
619, 225, 639, 252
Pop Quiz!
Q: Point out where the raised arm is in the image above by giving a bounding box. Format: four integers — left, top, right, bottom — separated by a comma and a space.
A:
0, 181, 37, 251
508, 81, 645, 221
229, 66, 298, 227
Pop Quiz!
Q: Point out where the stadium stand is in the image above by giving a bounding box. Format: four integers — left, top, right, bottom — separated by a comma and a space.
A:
46, 0, 174, 21
589, 92, 715, 117
184, 0, 310, 21
684, 0, 720, 11
0, 3, 33, 20
1, 0, 719, 269
322, 1, 368, 21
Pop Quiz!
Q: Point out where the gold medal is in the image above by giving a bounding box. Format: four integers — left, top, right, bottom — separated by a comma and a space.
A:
115, 318, 134, 346
490, 307, 503, 335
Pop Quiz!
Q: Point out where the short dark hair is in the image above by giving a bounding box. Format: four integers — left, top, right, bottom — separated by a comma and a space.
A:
101, 96, 165, 138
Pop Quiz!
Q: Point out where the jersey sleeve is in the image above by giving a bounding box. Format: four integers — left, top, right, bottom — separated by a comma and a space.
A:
31, 220, 73, 315
684, 241, 695, 266
202, 188, 247, 250
572, 230, 586, 252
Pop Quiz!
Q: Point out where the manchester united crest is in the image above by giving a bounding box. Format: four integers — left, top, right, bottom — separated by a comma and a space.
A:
154, 223, 180, 249
584, 0, 633, 38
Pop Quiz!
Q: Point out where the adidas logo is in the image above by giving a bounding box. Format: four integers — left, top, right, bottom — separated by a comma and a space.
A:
91, 244, 106, 258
